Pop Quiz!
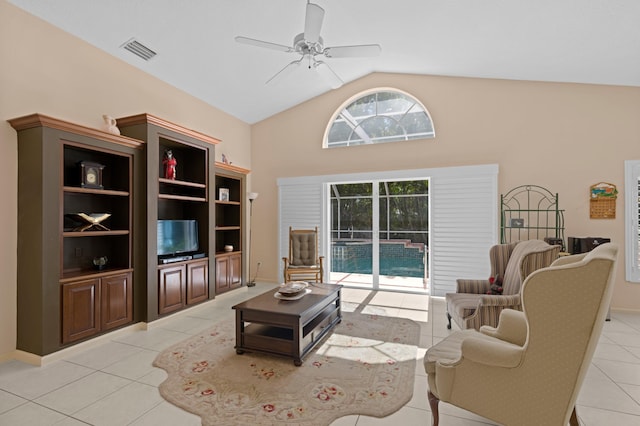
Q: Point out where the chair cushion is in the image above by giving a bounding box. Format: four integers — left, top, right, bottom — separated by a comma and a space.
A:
291, 232, 317, 266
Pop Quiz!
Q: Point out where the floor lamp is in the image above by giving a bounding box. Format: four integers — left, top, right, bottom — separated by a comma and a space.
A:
247, 192, 259, 287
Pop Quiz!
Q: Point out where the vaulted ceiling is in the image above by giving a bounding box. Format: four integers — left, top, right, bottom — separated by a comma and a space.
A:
9, 0, 640, 124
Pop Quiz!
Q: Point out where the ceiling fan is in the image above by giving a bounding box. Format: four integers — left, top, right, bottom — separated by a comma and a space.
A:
235, 1, 381, 89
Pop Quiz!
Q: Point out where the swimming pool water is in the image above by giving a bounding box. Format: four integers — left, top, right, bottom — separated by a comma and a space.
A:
331, 256, 425, 278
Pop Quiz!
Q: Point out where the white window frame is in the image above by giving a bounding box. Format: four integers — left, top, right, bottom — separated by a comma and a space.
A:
624, 160, 640, 282
323, 87, 435, 148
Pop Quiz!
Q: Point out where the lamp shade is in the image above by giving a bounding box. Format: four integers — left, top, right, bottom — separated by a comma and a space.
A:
248, 192, 259, 201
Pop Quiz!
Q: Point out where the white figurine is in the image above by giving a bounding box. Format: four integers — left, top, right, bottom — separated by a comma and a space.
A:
101, 115, 120, 135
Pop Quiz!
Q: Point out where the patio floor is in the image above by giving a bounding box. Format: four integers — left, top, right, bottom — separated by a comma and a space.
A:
329, 271, 429, 293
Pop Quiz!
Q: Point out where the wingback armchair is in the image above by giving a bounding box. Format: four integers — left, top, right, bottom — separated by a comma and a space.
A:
446, 239, 561, 330
424, 243, 618, 426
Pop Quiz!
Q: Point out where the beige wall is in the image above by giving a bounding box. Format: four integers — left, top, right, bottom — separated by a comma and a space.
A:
251, 73, 640, 311
3, 0, 640, 361
0, 1, 252, 359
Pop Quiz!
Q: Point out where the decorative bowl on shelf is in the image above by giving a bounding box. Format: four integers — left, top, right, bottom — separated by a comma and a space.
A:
224, 245, 233, 252
277, 281, 308, 297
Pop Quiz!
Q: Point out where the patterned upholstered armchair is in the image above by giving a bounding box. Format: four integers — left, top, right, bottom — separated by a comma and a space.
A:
425, 243, 618, 426
282, 227, 324, 283
446, 240, 561, 330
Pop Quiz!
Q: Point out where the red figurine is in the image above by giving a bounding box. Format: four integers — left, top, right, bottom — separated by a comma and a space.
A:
163, 150, 177, 180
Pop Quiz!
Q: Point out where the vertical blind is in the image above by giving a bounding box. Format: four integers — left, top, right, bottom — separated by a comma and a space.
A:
278, 164, 498, 294
277, 178, 326, 283
429, 170, 498, 296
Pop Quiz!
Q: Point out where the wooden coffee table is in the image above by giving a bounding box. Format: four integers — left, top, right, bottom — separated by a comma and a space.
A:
232, 283, 341, 366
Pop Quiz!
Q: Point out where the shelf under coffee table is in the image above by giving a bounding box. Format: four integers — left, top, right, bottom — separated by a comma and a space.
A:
232, 283, 342, 366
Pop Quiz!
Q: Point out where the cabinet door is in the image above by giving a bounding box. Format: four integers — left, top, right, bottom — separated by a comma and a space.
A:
229, 253, 242, 289
158, 264, 186, 315
62, 278, 100, 344
101, 272, 133, 331
187, 260, 208, 305
215, 256, 230, 293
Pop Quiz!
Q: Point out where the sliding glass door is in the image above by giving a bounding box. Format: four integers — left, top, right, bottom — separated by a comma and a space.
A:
330, 180, 428, 292
378, 180, 428, 291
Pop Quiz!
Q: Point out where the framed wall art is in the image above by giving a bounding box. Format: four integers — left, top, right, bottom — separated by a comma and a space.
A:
219, 187, 229, 201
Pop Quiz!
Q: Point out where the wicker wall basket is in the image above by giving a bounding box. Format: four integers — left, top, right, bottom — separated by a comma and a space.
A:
590, 182, 618, 219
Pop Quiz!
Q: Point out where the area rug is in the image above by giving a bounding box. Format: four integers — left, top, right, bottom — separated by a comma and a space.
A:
153, 312, 420, 425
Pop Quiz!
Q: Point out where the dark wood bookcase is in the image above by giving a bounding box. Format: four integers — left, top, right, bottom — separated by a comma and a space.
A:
117, 114, 219, 320
215, 162, 249, 294
10, 114, 142, 355
10, 113, 252, 356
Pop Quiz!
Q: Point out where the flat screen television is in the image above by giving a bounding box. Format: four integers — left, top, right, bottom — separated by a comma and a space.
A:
157, 219, 199, 256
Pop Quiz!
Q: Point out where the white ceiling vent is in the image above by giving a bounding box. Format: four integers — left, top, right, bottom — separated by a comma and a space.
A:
121, 38, 156, 61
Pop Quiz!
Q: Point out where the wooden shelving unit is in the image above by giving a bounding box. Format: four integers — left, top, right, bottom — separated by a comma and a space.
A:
118, 113, 219, 320
215, 161, 249, 294
10, 112, 255, 355
10, 113, 142, 355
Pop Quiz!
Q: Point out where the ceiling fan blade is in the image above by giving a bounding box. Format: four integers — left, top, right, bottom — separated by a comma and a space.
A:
314, 61, 343, 89
235, 36, 293, 53
323, 44, 382, 58
266, 59, 302, 85
304, 2, 325, 44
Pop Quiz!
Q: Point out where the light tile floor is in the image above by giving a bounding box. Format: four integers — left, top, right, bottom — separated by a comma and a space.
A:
0, 284, 639, 425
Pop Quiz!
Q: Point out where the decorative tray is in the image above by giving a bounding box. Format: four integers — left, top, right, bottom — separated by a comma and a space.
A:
274, 288, 312, 300
277, 281, 308, 295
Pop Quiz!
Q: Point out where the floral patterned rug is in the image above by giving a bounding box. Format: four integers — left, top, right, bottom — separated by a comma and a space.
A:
153, 312, 420, 425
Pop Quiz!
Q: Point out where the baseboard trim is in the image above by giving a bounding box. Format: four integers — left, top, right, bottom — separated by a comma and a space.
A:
12, 323, 146, 366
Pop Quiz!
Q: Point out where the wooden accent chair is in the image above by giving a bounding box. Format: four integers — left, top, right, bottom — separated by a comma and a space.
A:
446, 240, 561, 330
282, 227, 324, 283
425, 243, 618, 426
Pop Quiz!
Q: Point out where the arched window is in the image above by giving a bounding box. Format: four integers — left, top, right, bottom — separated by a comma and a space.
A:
324, 88, 435, 148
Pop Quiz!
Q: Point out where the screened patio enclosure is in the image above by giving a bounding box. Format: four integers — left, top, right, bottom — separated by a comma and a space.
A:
330, 180, 429, 292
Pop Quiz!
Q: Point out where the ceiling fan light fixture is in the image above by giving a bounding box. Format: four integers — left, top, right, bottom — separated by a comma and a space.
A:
294, 33, 324, 56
